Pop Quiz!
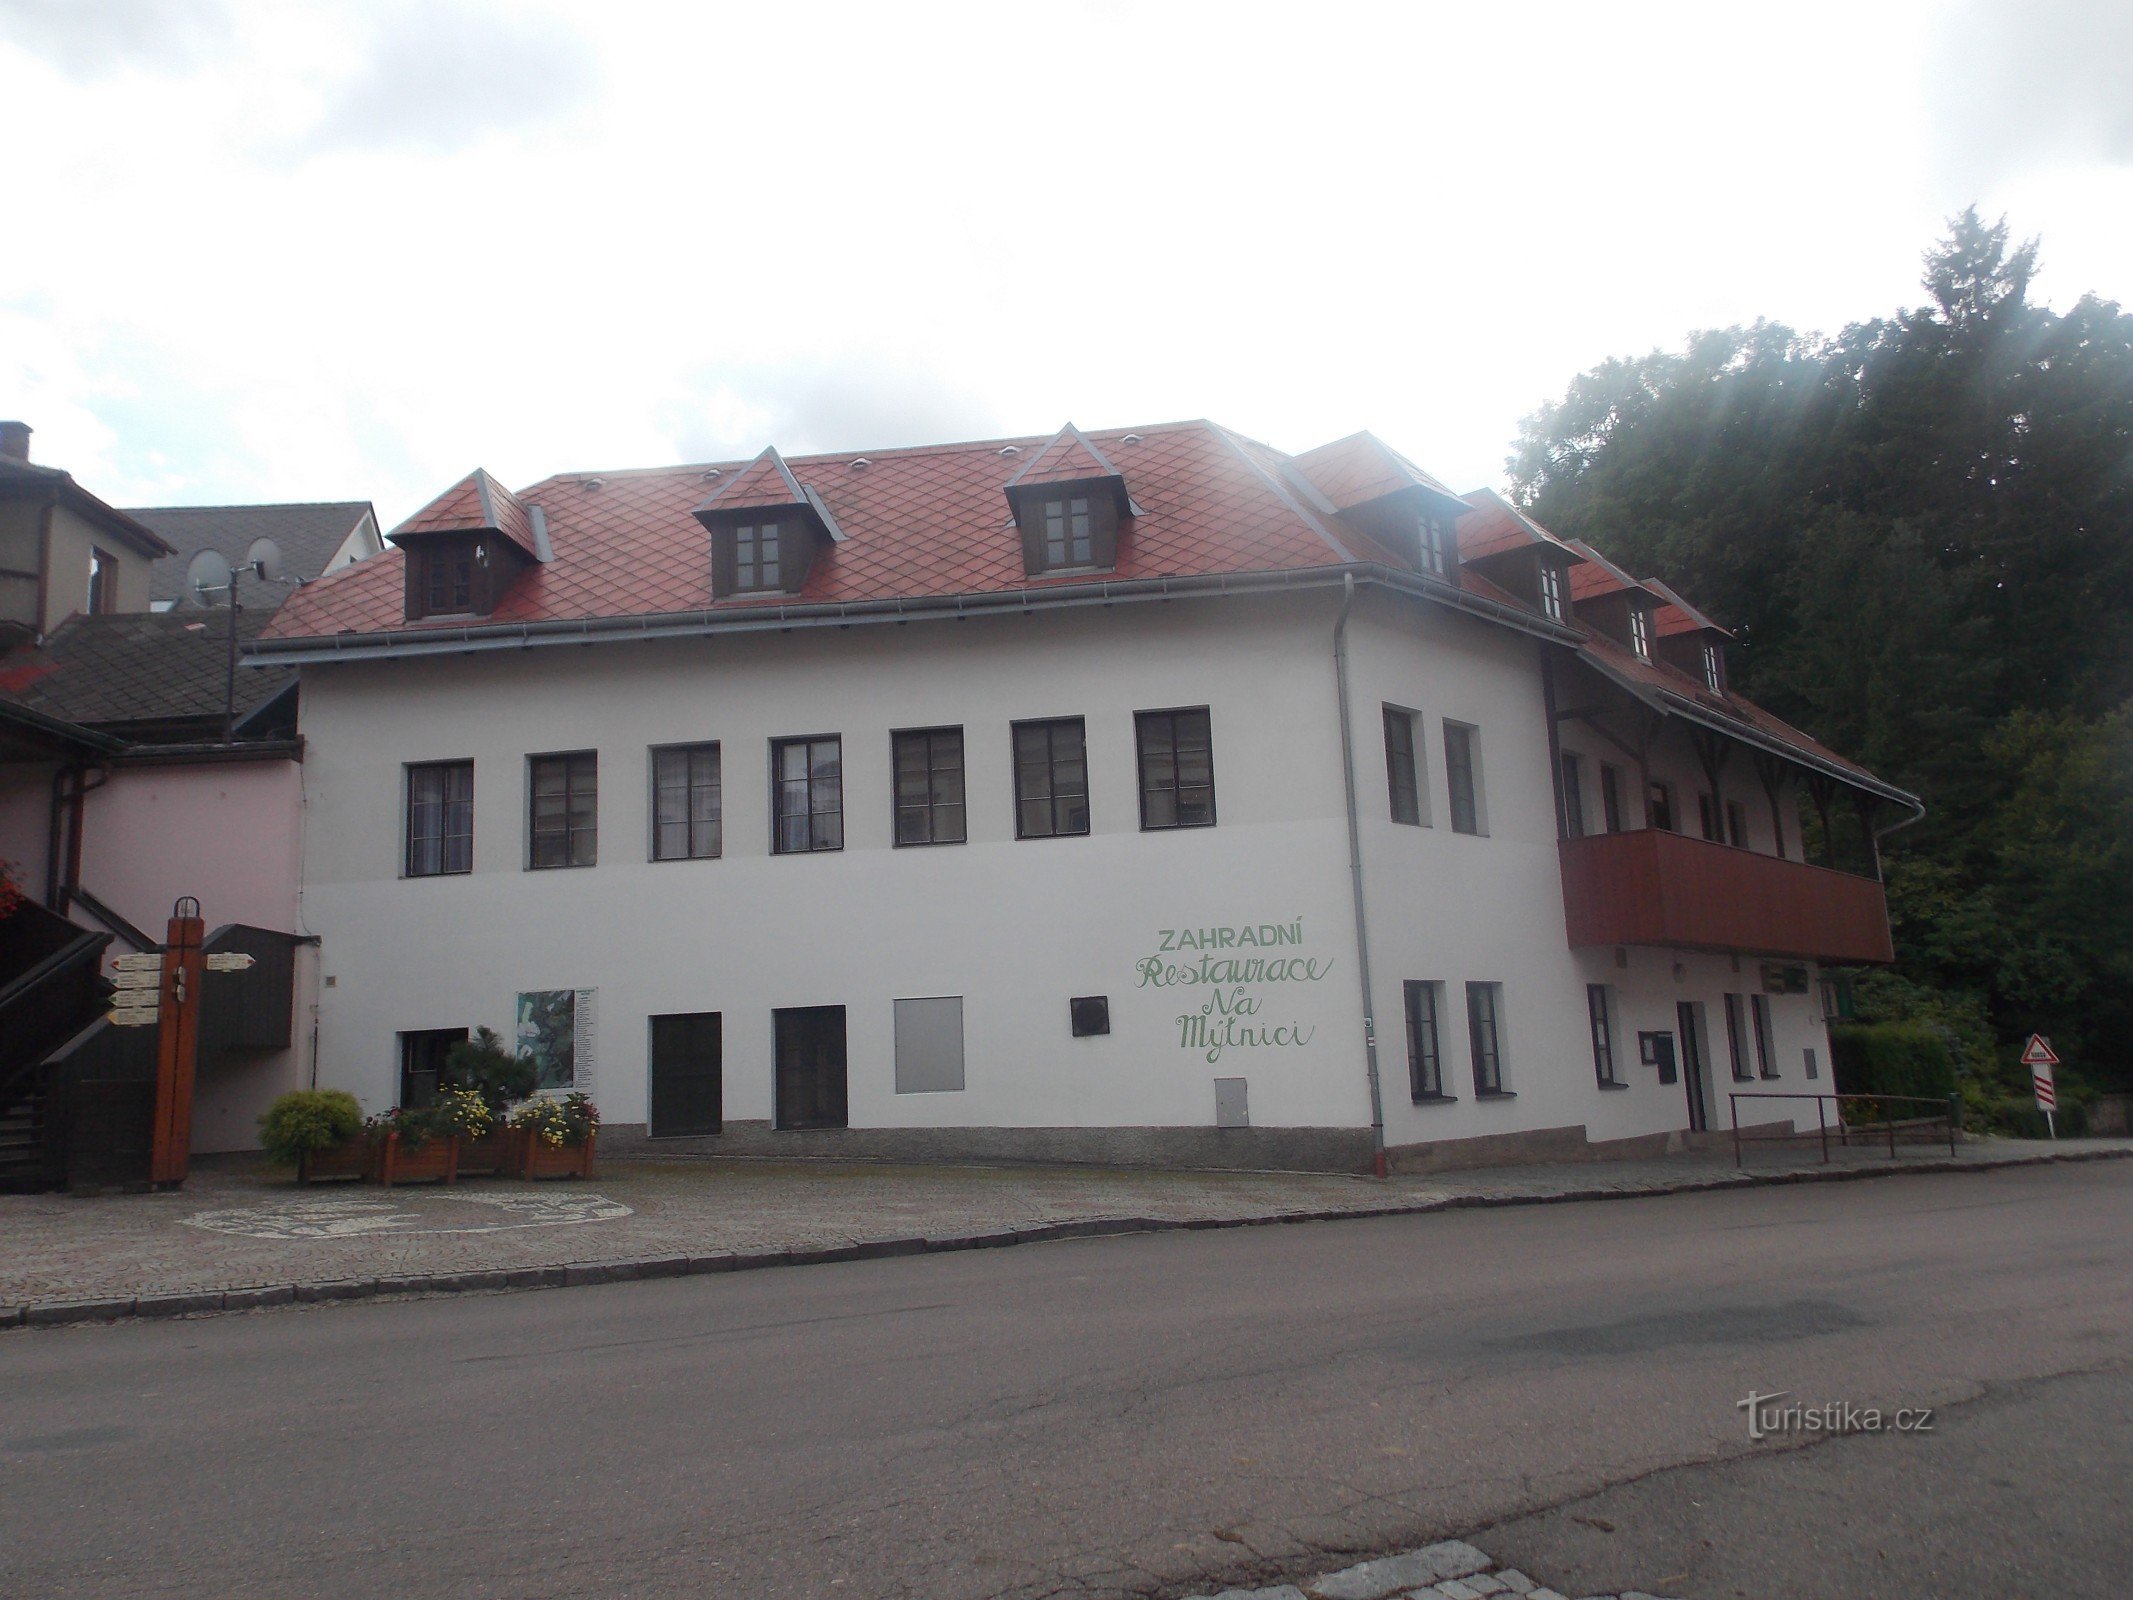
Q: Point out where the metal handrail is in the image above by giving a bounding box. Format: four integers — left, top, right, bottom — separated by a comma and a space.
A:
1729, 1090, 1960, 1166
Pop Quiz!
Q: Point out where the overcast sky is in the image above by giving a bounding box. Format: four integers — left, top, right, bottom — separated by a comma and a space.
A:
3, 0, 2129, 526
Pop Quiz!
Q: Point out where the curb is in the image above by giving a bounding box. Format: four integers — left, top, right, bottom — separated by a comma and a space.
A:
6, 1145, 2126, 1331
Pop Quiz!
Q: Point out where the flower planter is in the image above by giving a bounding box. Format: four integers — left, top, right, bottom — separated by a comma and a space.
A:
513, 1126, 595, 1180
373, 1131, 459, 1187
297, 1135, 373, 1185
454, 1126, 513, 1178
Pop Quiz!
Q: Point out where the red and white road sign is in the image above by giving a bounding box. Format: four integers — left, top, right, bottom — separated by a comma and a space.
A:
2022, 1034, 2058, 1111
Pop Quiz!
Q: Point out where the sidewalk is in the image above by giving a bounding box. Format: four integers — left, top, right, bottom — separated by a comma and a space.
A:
5, 1138, 2126, 1327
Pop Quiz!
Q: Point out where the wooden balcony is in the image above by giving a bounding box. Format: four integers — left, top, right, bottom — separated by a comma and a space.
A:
1559, 828, 1894, 964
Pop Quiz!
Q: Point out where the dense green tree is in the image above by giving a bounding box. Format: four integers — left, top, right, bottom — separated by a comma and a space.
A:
1509, 212, 2133, 1091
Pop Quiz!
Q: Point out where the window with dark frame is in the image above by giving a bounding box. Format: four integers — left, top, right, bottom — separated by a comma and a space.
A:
1042, 497, 1095, 567
1629, 605, 1653, 660
651, 743, 721, 861
1725, 993, 1754, 1082
529, 752, 597, 868
1384, 706, 1422, 825
1013, 717, 1089, 839
1588, 984, 1620, 1086
1751, 993, 1779, 1079
734, 523, 782, 591
1600, 763, 1624, 832
893, 727, 966, 846
1648, 780, 1675, 832
648, 1011, 722, 1136
397, 1027, 467, 1110
1404, 980, 1445, 1100
1444, 722, 1480, 834
773, 1005, 848, 1130
87, 547, 117, 614
1136, 708, 1215, 830
1727, 799, 1749, 849
405, 760, 473, 876
1538, 562, 1565, 622
772, 735, 843, 853
1703, 641, 1724, 690
1466, 981, 1505, 1094
423, 542, 474, 615
1560, 750, 1586, 838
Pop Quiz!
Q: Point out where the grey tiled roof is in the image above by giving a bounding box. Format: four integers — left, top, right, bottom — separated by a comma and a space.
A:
0, 609, 294, 731
133, 501, 376, 607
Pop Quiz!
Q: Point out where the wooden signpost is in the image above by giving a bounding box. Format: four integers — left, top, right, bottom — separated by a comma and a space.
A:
148, 898, 205, 1187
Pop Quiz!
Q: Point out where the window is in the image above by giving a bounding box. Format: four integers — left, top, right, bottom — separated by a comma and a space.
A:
1070, 996, 1110, 1036
1404, 980, 1446, 1100
772, 735, 843, 853
422, 542, 474, 615
894, 996, 965, 1093
87, 548, 117, 614
397, 1028, 467, 1109
1698, 792, 1720, 841
1629, 605, 1653, 661
1384, 706, 1423, 826
1600, 763, 1624, 832
1538, 561, 1565, 622
1444, 722, 1481, 835
529, 752, 597, 868
1648, 781, 1675, 832
651, 743, 721, 861
1136, 707, 1215, 830
1725, 993, 1754, 1082
405, 760, 473, 876
1804, 1046, 1820, 1080
1751, 994, 1779, 1079
893, 727, 966, 846
1042, 497, 1095, 567
774, 1005, 847, 1130
1561, 750, 1586, 838
1726, 799, 1749, 849
1703, 641, 1724, 690
1013, 717, 1089, 839
735, 523, 782, 591
1417, 511, 1455, 578
1588, 985, 1620, 1086
1466, 981, 1506, 1094
649, 1012, 722, 1136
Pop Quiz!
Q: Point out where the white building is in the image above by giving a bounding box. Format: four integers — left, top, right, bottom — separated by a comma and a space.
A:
255, 422, 1919, 1172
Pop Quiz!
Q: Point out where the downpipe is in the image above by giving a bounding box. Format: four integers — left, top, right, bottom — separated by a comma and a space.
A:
1333, 574, 1388, 1177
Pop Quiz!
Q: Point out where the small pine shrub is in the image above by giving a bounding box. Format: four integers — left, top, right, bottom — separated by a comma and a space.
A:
258, 1089, 363, 1166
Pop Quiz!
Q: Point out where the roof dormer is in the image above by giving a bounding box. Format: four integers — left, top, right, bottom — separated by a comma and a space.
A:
1644, 579, 1733, 692
1290, 432, 1469, 583
1455, 489, 1584, 623
1003, 424, 1133, 578
1564, 538, 1662, 661
695, 447, 844, 599
388, 469, 545, 622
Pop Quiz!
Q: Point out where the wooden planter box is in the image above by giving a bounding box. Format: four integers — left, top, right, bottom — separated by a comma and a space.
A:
513, 1126, 595, 1180
454, 1127, 513, 1178
297, 1135, 374, 1184
373, 1132, 459, 1187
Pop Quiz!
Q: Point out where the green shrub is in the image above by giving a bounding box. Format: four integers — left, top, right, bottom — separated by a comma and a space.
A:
443, 1025, 537, 1113
1830, 1022, 1959, 1104
1992, 1097, 2088, 1139
258, 1089, 363, 1166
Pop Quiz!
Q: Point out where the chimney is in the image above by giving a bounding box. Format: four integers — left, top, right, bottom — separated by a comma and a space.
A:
0, 421, 28, 462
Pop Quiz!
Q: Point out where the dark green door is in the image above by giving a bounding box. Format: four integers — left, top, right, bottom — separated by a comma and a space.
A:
649, 1012, 722, 1137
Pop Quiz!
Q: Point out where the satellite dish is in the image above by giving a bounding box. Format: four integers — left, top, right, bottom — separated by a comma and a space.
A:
245, 536, 285, 583
185, 548, 233, 608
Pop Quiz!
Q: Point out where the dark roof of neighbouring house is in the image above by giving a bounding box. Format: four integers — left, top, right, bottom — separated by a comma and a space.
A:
0, 609, 295, 732
132, 501, 378, 607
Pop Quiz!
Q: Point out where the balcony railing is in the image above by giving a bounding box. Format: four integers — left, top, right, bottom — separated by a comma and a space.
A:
1559, 828, 1894, 964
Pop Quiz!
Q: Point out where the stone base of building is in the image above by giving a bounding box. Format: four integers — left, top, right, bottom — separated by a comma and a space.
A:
598, 1121, 1379, 1174
1383, 1119, 1791, 1175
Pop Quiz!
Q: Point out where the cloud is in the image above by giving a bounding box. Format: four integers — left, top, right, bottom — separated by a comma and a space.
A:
658, 364, 1016, 468
0, 0, 230, 79
300, 3, 597, 155
1929, 0, 2133, 186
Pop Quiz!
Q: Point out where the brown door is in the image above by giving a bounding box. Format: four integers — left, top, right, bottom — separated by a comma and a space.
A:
1677, 1001, 1709, 1132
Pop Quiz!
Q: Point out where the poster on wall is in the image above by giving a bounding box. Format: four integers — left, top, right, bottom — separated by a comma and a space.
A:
517, 989, 596, 1092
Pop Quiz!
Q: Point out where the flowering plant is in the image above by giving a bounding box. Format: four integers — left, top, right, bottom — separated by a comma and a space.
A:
431, 1086, 494, 1140
509, 1092, 600, 1149
365, 1104, 453, 1151
0, 858, 23, 922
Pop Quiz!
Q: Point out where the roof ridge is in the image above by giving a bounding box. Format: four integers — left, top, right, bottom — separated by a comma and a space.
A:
127, 499, 374, 514
1206, 422, 1358, 566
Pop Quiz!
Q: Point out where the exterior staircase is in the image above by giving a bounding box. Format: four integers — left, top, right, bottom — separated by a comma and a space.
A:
0, 899, 113, 1190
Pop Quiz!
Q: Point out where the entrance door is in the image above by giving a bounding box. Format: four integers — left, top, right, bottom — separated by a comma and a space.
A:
1677, 1000, 1710, 1132
398, 1028, 467, 1109
649, 1012, 722, 1137
774, 1006, 848, 1130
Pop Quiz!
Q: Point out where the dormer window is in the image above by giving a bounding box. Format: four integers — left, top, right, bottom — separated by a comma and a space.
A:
423, 542, 475, 615
1538, 562, 1565, 623
1629, 605, 1653, 661
1702, 640, 1724, 690
735, 523, 782, 591
1044, 497, 1094, 568
1418, 512, 1456, 579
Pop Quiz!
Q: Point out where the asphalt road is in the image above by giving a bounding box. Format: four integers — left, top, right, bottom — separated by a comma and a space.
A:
2, 1162, 2128, 1600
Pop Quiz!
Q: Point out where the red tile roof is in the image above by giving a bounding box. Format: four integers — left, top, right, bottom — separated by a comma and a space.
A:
392, 468, 538, 562
1290, 431, 1458, 511
1644, 578, 1732, 637
1457, 488, 1583, 564
1004, 424, 1122, 491
1564, 537, 1651, 603
697, 447, 807, 514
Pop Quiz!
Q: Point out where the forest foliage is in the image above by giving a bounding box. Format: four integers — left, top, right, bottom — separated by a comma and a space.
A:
1509, 211, 2133, 1096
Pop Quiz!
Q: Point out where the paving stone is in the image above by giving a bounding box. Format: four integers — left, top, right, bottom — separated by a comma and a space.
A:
1494, 1573, 1537, 1596
1183, 1588, 1309, 1600
1525, 1590, 1569, 1600
1435, 1580, 1485, 1599
1314, 1542, 1493, 1599
1464, 1578, 1508, 1596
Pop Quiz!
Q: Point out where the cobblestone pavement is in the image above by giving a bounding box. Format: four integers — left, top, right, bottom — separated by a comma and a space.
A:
1182, 1537, 1680, 1600
3, 1137, 2124, 1322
